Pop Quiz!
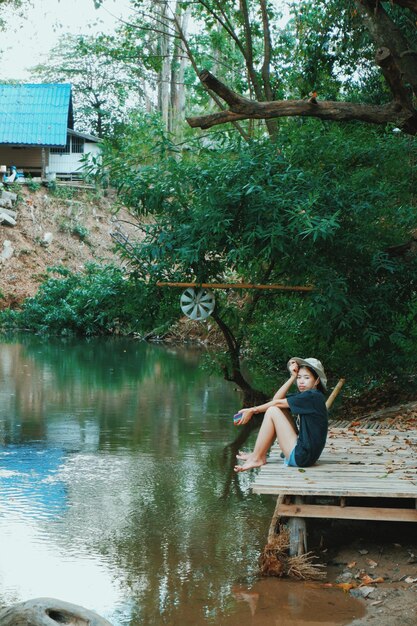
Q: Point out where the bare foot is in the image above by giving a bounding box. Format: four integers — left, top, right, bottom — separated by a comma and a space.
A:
234, 457, 266, 472
236, 450, 251, 460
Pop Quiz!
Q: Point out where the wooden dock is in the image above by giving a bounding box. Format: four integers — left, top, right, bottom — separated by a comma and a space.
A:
252, 426, 417, 539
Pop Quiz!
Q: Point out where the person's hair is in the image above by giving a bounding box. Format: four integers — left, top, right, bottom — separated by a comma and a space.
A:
299, 365, 326, 394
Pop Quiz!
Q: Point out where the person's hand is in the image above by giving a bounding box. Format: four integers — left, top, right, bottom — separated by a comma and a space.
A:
288, 359, 299, 377
234, 408, 255, 426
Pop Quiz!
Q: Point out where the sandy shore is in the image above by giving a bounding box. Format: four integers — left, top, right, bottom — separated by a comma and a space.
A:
314, 519, 417, 625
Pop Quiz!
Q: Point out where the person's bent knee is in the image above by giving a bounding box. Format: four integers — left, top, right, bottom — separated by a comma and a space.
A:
265, 406, 287, 419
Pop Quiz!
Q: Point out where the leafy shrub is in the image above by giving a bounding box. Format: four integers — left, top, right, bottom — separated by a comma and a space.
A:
71, 223, 89, 241
26, 177, 41, 192
49, 185, 78, 200
0, 264, 178, 337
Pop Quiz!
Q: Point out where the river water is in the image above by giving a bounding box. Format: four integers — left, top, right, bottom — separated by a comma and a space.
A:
0, 336, 364, 625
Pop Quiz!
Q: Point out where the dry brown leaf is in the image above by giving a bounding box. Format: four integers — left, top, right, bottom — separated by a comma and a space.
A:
360, 575, 384, 585
360, 574, 375, 585
335, 582, 357, 592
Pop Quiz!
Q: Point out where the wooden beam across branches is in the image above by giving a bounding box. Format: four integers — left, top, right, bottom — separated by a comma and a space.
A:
156, 281, 314, 292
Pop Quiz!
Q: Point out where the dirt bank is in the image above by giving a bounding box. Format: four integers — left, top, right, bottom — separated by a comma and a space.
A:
0, 185, 137, 308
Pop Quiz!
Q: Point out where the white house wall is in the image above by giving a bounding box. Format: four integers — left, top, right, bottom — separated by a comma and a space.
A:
48, 143, 100, 176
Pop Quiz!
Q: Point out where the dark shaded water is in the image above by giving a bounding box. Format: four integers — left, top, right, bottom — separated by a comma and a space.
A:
0, 336, 364, 625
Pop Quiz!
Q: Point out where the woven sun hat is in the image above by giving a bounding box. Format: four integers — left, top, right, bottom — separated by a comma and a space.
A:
287, 357, 327, 391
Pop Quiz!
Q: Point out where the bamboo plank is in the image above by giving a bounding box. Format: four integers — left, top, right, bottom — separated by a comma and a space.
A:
277, 503, 417, 522
254, 486, 417, 498
251, 428, 417, 500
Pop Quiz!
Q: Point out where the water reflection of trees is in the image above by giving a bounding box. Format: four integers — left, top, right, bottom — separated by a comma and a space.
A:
0, 337, 237, 452
56, 448, 274, 625
0, 336, 276, 624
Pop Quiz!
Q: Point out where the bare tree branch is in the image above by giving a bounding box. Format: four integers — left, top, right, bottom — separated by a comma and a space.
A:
186, 70, 417, 133
187, 3, 417, 136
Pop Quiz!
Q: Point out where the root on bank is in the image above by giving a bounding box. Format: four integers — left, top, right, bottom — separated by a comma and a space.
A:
259, 525, 326, 581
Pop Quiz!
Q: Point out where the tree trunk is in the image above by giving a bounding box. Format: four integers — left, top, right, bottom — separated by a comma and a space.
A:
157, 1, 171, 130
211, 309, 267, 406
170, 2, 190, 137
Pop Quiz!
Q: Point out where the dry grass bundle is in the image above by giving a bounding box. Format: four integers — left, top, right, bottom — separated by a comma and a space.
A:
259, 525, 326, 581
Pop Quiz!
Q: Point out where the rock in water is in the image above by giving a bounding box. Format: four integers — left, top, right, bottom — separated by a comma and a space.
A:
0, 597, 113, 626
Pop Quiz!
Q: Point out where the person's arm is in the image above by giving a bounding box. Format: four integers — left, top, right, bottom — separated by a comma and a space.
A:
235, 362, 298, 425
272, 366, 298, 400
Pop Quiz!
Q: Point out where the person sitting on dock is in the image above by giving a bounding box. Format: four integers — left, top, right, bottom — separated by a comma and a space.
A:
234, 357, 328, 472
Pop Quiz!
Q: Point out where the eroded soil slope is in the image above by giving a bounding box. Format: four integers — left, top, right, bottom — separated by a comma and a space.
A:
0, 186, 137, 308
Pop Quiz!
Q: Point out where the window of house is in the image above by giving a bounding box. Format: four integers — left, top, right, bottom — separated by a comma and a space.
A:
71, 136, 84, 153
50, 137, 70, 154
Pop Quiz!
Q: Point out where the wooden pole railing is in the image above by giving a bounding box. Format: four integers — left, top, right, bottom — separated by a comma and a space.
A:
156, 281, 314, 292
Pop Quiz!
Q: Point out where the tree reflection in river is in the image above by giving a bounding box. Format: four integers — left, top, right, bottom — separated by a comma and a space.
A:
0, 336, 363, 625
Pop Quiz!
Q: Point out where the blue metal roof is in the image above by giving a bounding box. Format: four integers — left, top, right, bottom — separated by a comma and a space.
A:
0, 83, 73, 146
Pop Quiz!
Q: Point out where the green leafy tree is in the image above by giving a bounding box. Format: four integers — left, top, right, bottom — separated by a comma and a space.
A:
88, 1, 289, 139
31, 33, 144, 136
88, 1, 417, 138
90, 114, 417, 400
